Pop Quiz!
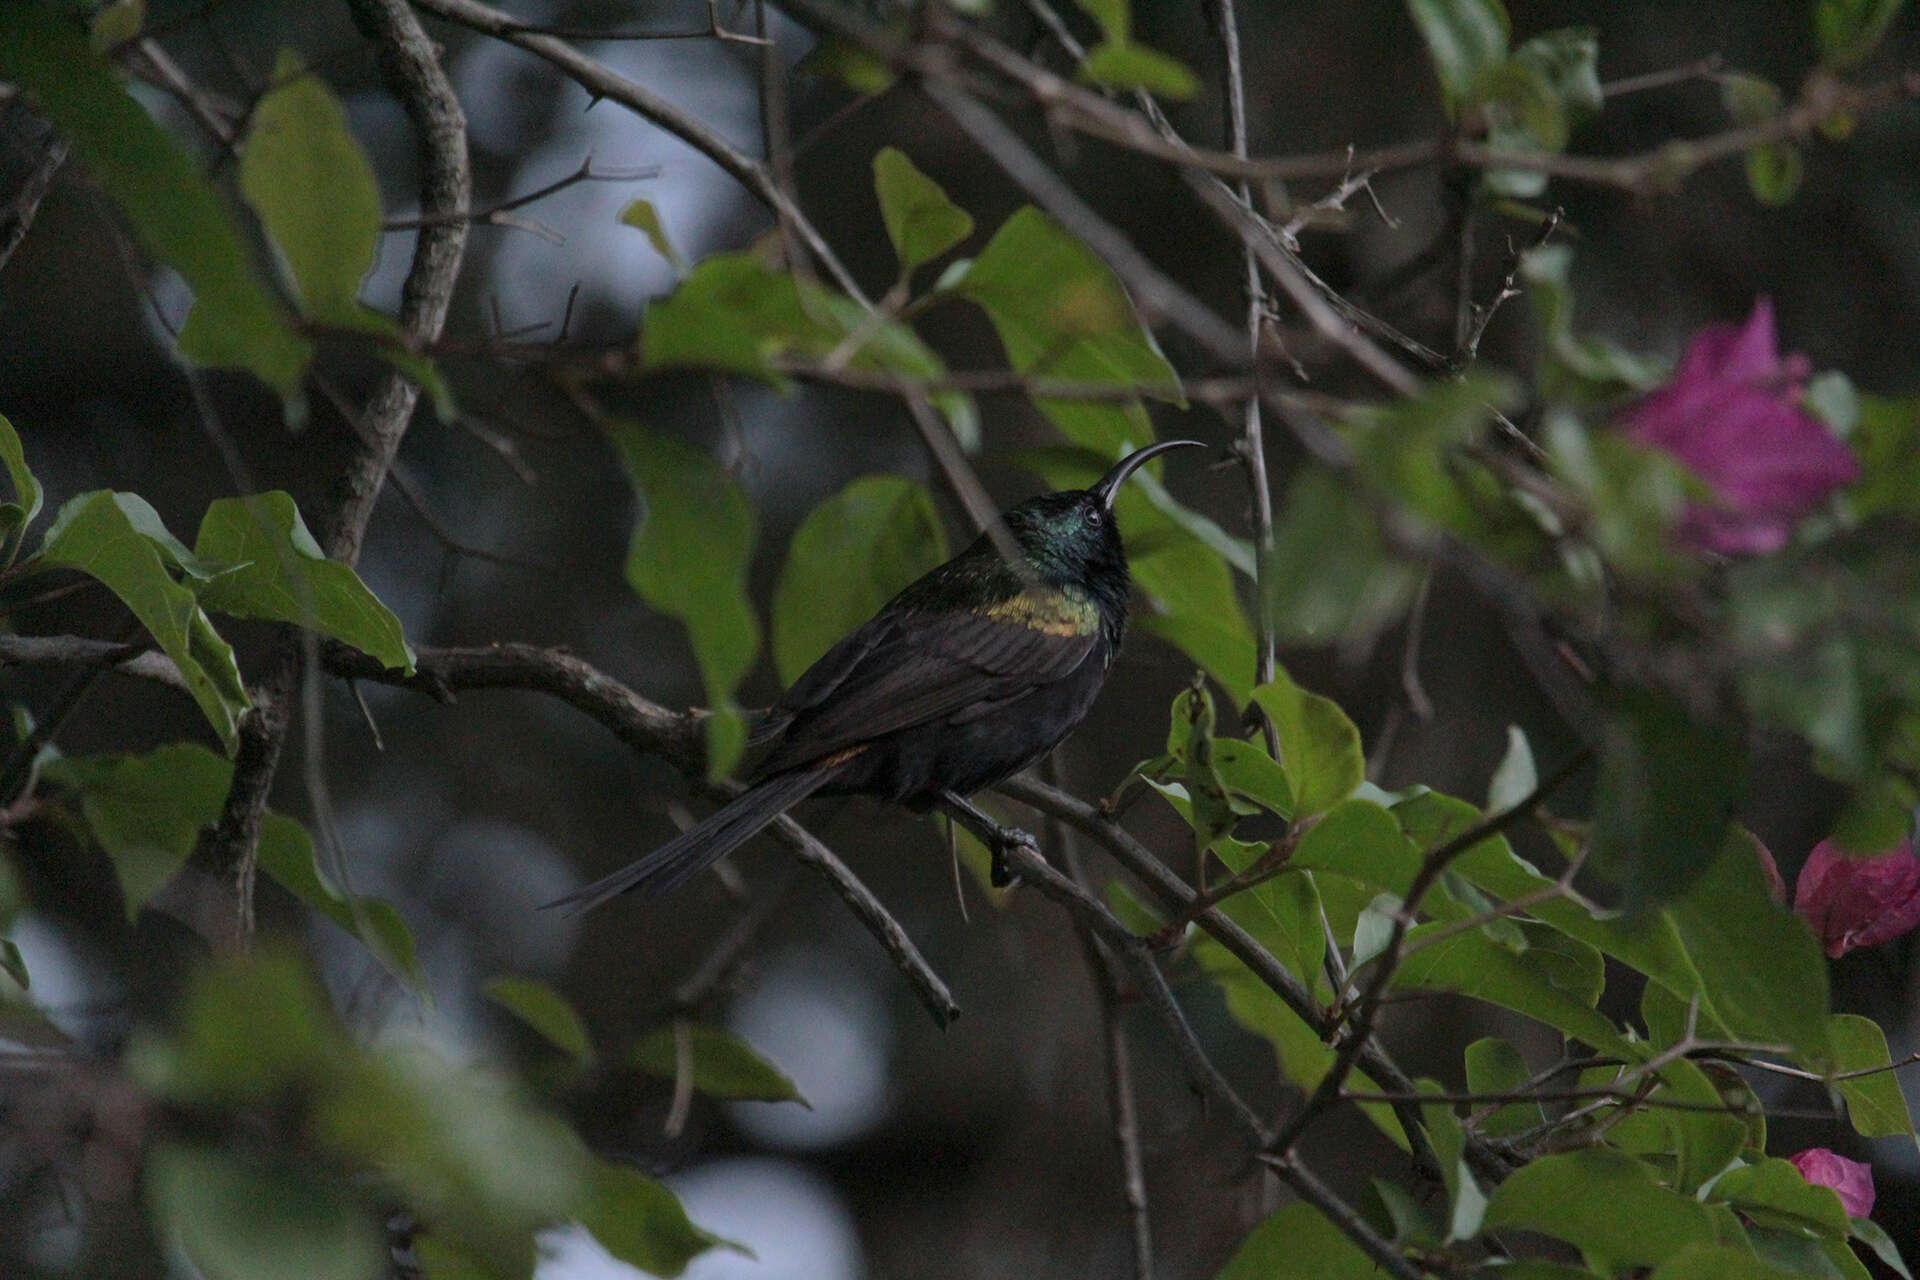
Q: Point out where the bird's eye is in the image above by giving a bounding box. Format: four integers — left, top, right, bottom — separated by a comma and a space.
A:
1086, 508, 1104, 527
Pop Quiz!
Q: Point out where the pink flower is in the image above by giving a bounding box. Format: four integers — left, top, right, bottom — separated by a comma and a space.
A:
1794, 838, 1920, 958
1789, 1148, 1875, 1218
1618, 298, 1857, 555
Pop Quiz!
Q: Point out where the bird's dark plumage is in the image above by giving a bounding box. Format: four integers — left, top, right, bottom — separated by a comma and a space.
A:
545, 440, 1204, 915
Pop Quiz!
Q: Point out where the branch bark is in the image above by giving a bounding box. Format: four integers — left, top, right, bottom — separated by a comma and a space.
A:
192, 0, 471, 947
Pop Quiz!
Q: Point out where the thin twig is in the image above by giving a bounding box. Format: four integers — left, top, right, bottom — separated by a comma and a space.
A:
993, 773, 1492, 1186
0, 129, 66, 277
383, 155, 659, 236
409, 0, 864, 301
1263, 1154, 1427, 1280
1051, 758, 1154, 1280
1215, 0, 1279, 748
988, 833, 1273, 1147
321, 641, 961, 1026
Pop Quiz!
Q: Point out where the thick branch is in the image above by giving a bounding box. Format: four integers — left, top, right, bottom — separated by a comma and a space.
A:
194, 0, 472, 945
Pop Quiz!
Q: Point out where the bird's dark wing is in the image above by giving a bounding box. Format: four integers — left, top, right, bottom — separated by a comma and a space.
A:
751, 591, 1101, 777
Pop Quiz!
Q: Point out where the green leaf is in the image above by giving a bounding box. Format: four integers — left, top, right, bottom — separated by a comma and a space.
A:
132, 947, 343, 1102
1710, 1159, 1852, 1239
146, 1144, 385, 1280
632, 1023, 808, 1105
1079, 41, 1200, 99
1472, 29, 1599, 195
1213, 739, 1294, 820
1393, 925, 1632, 1054
1249, 669, 1364, 817
1815, 0, 1907, 69
1515, 28, 1602, 125
411, 1236, 494, 1280
1745, 141, 1805, 207
872, 148, 974, 276
957, 207, 1183, 458
89, 0, 143, 52
106, 491, 230, 580
315, 1049, 587, 1264
1290, 799, 1420, 898
241, 51, 382, 323
482, 976, 593, 1065
1074, 0, 1129, 42
608, 421, 758, 779
641, 254, 978, 447
1166, 682, 1238, 850
1395, 790, 1694, 996
1264, 466, 1420, 647
1723, 73, 1785, 127
256, 812, 422, 989
1214, 1200, 1398, 1279
771, 476, 948, 684
1419, 1084, 1488, 1240
43, 743, 232, 915
796, 37, 895, 93
1464, 1037, 1543, 1138
1665, 827, 1831, 1061
1521, 246, 1668, 401
0, 411, 42, 565
1826, 1012, 1915, 1138
1367, 1178, 1441, 1249
1647, 1244, 1807, 1280
193, 492, 414, 673
1212, 837, 1323, 987
1349, 371, 1519, 540
619, 198, 686, 271
1483, 1147, 1722, 1272
1850, 1218, 1914, 1280
1651, 1056, 1751, 1194
579, 1162, 734, 1279
36, 491, 250, 750
1, 939, 29, 992
1488, 725, 1538, 812
1589, 685, 1746, 908
0, 5, 309, 395
1847, 395, 1920, 519
1719, 73, 1805, 207
638, 252, 831, 379
1405, 0, 1511, 113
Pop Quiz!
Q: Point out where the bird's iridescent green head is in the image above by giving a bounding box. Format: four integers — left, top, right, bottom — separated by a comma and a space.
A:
1003, 440, 1205, 584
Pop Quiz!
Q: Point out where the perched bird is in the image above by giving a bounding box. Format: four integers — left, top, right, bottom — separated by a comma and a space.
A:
545, 439, 1205, 915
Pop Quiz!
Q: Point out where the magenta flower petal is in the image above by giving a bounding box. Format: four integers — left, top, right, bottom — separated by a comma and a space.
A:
1794, 839, 1920, 958
1617, 297, 1858, 556
1789, 1148, 1876, 1218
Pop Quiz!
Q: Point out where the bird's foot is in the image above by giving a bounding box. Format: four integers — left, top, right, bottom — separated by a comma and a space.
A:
939, 791, 1036, 888
986, 825, 1037, 888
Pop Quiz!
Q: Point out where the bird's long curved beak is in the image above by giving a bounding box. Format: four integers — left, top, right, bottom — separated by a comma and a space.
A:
1091, 439, 1206, 510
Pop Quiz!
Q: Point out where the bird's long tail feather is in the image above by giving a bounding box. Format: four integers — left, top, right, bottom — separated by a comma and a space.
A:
541, 764, 843, 916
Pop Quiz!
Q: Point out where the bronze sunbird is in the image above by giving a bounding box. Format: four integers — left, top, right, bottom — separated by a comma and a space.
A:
546, 439, 1205, 914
